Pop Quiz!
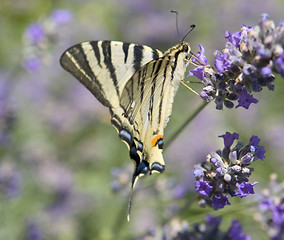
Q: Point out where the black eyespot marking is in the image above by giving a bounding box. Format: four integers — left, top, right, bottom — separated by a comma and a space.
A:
136, 161, 149, 176
182, 44, 189, 52
130, 145, 140, 162
150, 162, 165, 174
157, 139, 164, 149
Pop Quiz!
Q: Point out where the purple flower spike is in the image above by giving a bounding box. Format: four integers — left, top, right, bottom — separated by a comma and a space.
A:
235, 182, 258, 198
195, 178, 213, 197
219, 132, 239, 148
194, 132, 262, 210
190, 15, 283, 110
212, 193, 230, 210
236, 88, 258, 109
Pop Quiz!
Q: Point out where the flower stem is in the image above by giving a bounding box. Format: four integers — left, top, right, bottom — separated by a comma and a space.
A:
165, 101, 209, 149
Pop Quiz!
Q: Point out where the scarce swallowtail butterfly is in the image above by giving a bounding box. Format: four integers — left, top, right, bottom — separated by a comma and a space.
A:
60, 34, 195, 220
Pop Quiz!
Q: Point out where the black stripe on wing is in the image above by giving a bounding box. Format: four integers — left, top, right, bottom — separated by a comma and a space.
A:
133, 45, 144, 72
101, 41, 120, 97
122, 42, 130, 64
60, 44, 111, 107
90, 41, 102, 68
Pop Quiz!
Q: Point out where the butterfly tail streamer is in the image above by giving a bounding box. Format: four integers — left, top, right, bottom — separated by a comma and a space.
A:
127, 174, 139, 221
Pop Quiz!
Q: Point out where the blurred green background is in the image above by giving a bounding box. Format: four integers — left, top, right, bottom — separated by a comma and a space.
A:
0, 0, 284, 239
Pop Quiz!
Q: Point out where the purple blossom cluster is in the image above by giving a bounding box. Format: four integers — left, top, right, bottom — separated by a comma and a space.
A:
193, 132, 265, 210
0, 77, 16, 146
0, 162, 21, 198
256, 174, 284, 240
160, 215, 250, 240
22, 9, 73, 72
189, 14, 284, 110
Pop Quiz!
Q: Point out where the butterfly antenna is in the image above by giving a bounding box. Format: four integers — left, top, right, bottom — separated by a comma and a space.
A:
182, 24, 196, 42
171, 10, 181, 40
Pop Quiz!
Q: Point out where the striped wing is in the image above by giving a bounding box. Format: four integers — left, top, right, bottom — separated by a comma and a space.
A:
60, 41, 163, 108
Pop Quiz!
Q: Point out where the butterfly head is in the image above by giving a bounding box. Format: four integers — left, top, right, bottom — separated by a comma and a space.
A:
166, 41, 191, 64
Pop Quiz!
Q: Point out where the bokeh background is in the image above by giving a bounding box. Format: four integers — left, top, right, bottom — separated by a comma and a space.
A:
1, 0, 284, 239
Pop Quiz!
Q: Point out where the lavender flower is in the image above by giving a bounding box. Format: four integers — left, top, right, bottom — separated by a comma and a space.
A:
193, 132, 264, 210
0, 78, 16, 146
160, 215, 250, 240
26, 222, 43, 240
227, 220, 251, 240
50, 9, 73, 24
0, 162, 21, 198
256, 174, 284, 240
189, 14, 284, 110
26, 23, 45, 44
22, 9, 73, 72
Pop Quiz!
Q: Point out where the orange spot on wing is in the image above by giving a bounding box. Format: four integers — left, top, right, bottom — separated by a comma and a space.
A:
151, 135, 163, 147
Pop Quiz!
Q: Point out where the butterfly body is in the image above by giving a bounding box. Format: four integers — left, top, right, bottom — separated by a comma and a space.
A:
60, 40, 191, 187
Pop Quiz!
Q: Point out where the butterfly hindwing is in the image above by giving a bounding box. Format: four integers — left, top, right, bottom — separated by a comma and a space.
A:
119, 43, 191, 176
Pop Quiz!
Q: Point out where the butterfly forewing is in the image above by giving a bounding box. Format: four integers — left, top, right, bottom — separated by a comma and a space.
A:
60, 41, 163, 107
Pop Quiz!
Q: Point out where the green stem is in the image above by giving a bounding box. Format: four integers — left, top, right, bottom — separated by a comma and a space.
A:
165, 101, 209, 149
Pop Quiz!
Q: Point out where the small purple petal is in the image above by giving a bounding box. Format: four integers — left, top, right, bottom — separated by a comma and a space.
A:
219, 132, 239, 148
261, 13, 269, 21
259, 197, 273, 211
193, 165, 205, 178
235, 182, 258, 198
205, 214, 222, 226
236, 88, 258, 109
23, 57, 41, 72
261, 67, 272, 77
195, 178, 213, 197
227, 220, 251, 240
249, 135, 260, 146
214, 51, 232, 73
50, 9, 73, 24
240, 152, 253, 164
271, 204, 284, 229
26, 23, 45, 43
200, 91, 213, 101
249, 136, 265, 162
225, 30, 242, 49
255, 145, 266, 162
26, 222, 43, 240
275, 52, 284, 77
212, 193, 230, 210
188, 66, 205, 80
194, 44, 208, 65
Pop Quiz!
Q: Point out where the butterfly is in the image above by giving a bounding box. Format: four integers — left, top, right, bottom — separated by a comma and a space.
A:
60, 38, 193, 219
